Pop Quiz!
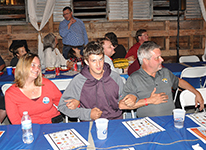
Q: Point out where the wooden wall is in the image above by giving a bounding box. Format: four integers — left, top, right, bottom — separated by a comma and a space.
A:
0, 16, 205, 66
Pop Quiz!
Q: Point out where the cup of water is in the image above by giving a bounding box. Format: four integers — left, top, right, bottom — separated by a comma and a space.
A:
173, 109, 186, 129
77, 62, 82, 71
95, 118, 109, 140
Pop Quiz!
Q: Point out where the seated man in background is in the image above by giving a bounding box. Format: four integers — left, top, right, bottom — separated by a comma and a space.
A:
9, 40, 30, 67
100, 38, 125, 74
127, 29, 149, 76
58, 41, 124, 121
105, 32, 127, 60
125, 29, 148, 61
119, 41, 204, 118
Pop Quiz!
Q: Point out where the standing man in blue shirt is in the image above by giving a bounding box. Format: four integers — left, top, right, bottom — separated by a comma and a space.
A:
59, 6, 89, 59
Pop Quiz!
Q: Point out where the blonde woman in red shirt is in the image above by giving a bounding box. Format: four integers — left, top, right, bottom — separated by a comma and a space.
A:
5, 53, 79, 124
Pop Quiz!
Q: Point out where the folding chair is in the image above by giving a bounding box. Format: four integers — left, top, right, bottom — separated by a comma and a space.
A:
120, 76, 136, 119
179, 55, 200, 63
180, 88, 206, 112
1, 84, 12, 95
174, 66, 206, 103
51, 79, 72, 92
51, 79, 81, 123
202, 55, 206, 62
123, 110, 135, 119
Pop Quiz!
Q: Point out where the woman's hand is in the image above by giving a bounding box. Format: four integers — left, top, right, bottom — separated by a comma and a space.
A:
66, 61, 74, 69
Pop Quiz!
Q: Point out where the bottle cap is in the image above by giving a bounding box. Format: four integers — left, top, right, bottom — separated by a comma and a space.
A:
23, 111, 28, 115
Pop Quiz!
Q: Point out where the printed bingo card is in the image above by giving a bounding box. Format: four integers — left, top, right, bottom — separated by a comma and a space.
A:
44, 129, 89, 150
0, 131, 5, 138
122, 117, 165, 138
187, 112, 206, 128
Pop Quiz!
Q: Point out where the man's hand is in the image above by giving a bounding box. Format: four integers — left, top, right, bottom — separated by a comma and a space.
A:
68, 18, 76, 29
126, 56, 135, 61
122, 94, 137, 107
90, 107, 102, 120
148, 88, 168, 105
64, 99, 80, 110
195, 91, 204, 111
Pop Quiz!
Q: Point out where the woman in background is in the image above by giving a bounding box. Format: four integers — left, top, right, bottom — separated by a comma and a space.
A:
5, 53, 73, 124
43, 33, 73, 69
67, 46, 84, 67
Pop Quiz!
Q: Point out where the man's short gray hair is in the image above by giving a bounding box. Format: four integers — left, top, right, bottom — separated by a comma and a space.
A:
138, 41, 161, 64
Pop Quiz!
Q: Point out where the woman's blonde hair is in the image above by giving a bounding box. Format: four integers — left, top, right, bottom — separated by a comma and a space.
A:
14, 53, 42, 88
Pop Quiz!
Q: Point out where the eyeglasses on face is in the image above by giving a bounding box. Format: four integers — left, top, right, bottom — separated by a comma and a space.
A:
63, 12, 71, 16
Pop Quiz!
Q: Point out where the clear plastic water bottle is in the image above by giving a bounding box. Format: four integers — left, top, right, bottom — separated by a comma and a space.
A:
21, 111, 34, 144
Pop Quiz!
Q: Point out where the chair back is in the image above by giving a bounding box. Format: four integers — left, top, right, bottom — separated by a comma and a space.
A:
202, 55, 206, 61
51, 79, 72, 91
180, 66, 206, 78
180, 88, 206, 110
181, 66, 206, 88
179, 55, 200, 63
174, 66, 206, 102
1, 84, 12, 95
51, 78, 79, 123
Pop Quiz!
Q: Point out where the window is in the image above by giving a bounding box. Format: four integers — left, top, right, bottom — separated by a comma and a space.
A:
0, 0, 27, 25
153, 0, 201, 21
53, 0, 107, 22
73, 0, 107, 21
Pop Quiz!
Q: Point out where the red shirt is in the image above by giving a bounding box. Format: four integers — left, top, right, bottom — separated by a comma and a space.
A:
125, 42, 141, 59
128, 59, 140, 76
5, 78, 61, 124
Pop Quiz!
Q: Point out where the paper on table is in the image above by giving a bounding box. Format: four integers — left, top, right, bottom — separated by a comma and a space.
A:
0, 131, 5, 138
44, 129, 89, 150
187, 112, 206, 128
187, 127, 206, 144
44, 74, 56, 79
122, 117, 165, 138
61, 70, 79, 76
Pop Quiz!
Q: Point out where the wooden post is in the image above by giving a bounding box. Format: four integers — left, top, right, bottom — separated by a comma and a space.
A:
165, 21, 170, 52
7, 25, 12, 54
49, 14, 54, 33
203, 20, 206, 54
128, 0, 133, 50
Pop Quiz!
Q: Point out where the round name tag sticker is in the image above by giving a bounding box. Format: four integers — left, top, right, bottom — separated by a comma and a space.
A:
43, 97, 50, 104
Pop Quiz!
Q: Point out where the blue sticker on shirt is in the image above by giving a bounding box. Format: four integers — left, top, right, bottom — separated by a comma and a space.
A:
43, 97, 50, 104
162, 78, 168, 83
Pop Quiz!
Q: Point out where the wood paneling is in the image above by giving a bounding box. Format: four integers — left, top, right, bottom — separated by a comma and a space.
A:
0, 16, 205, 65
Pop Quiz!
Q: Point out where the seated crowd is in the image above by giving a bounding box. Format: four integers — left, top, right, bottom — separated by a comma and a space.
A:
1, 34, 205, 125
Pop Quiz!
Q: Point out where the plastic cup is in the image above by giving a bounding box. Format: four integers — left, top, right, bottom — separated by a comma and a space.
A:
55, 67, 60, 76
173, 109, 186, 129
95, 118, 109, 140
6, 66, 12, 75
12, 67, 16, 75
77, 62, 82, 71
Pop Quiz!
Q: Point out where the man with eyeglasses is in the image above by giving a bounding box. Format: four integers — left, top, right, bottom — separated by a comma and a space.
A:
59, 6, 88, 59
126, 29, 149, 75
126, 29, 149, 61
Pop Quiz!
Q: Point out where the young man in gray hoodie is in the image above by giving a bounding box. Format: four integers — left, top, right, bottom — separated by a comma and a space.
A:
58, 41, 124, 121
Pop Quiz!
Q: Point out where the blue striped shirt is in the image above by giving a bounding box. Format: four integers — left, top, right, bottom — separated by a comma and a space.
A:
59, 17, 88, 46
